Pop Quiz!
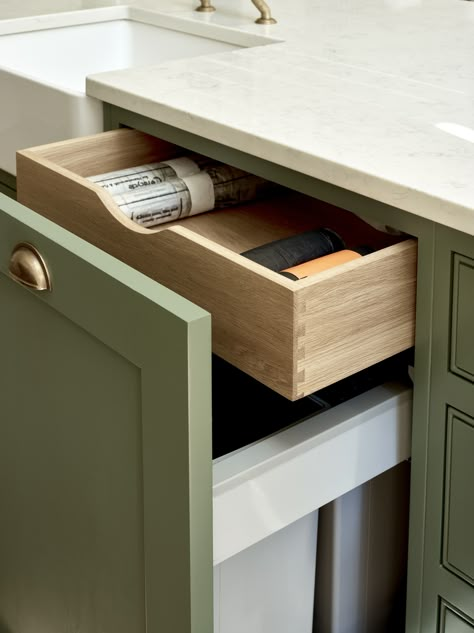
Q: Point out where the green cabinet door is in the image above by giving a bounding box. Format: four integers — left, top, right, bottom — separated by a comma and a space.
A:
0, 194, 213, 633
421, 225, 474, 632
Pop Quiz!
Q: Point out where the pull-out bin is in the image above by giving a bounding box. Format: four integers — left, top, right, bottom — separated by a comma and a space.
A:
16, 129, 417, 400
212, 382, 412, 632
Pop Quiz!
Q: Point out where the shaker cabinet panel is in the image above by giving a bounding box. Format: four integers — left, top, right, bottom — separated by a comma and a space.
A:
443, 409, 474, 585
0, 274, 147, 633
450, 254, 474, 384
0, 193, 212, 633
440, 603, 474, 633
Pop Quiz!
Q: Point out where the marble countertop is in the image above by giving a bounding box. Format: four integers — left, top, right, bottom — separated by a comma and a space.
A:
2, 0, 474, 234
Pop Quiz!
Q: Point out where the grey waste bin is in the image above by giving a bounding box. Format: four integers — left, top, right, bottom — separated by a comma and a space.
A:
315, 461, 411, 633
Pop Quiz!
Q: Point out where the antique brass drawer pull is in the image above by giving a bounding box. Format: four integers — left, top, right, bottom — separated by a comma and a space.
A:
9, 243, 51, 291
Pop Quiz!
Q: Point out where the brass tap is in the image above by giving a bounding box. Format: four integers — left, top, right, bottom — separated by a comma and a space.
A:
196, 0, 276, 24
251, 0, 277, 24
196, 0, 215, 11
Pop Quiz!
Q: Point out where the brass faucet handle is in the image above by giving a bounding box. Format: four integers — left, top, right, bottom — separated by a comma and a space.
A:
196, 0, 216, 12
252, 0, 277, 24
195, 0, 277, 24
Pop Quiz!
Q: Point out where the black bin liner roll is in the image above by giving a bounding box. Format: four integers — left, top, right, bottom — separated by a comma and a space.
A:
241, 227, 345, 272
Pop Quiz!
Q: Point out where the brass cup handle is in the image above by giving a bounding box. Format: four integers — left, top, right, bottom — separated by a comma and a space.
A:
9, 243, 52, 291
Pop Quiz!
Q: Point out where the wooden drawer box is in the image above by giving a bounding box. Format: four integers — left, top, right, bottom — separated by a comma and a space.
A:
16, 129, 417, 400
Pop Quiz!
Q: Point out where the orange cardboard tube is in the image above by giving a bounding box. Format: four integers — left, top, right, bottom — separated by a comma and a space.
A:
280, 247, 371, 280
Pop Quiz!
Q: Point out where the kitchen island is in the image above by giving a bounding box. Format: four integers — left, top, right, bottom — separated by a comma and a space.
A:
0, 1, 473, 632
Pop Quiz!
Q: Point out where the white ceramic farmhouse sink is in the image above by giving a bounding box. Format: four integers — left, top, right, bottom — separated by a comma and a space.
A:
0, 7, 276, 175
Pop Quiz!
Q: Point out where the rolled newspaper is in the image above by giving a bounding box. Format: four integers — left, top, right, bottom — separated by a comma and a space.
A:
109, 163, 274, 228
88, 154, 211, 196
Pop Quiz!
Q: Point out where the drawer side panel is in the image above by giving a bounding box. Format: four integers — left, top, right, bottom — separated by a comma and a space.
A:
16, 152, 297, 397
295, 240, 417, 397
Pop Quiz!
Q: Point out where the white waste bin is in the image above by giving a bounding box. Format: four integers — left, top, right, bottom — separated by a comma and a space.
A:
214, 511, 318, 633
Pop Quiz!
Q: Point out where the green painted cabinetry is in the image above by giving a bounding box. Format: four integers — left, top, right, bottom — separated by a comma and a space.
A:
0, 194, 213, 633
420, 225, 474, 632
450, 254, 474, 383
2, 102, 474, 633
444, 409, 474, 584
440, 603, 474, 633
0, 168, 16, 200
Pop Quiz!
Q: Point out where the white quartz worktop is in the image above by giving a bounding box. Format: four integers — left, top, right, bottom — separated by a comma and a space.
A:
2, 0, 474, 234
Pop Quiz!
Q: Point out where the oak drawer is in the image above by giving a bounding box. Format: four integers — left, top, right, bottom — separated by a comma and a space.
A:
16, 129, 417, 400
